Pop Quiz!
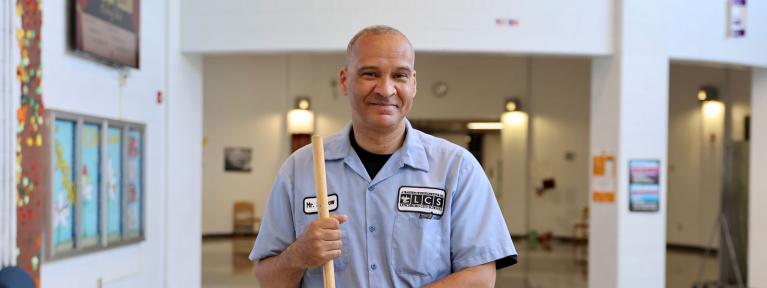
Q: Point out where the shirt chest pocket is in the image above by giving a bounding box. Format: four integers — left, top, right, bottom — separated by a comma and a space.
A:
391, 215, 449, 279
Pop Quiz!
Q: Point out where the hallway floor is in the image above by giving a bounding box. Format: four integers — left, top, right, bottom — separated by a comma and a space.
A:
202, 237, 718, 287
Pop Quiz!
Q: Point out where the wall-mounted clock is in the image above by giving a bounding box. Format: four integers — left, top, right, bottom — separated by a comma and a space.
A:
432, 81, 448, 98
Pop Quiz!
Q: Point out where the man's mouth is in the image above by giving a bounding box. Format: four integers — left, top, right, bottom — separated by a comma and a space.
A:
368, 103, 398, 108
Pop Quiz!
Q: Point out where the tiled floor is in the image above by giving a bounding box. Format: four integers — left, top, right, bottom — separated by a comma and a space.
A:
202, 237, 718, 287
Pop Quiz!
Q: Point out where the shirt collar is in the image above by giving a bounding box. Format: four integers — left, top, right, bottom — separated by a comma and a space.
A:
324, 119, 429, 172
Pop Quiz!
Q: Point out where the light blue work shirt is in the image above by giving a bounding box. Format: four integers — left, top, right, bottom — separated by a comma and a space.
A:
250, 120, 517, 287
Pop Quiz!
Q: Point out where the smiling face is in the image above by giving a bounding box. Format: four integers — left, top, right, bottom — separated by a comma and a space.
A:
340, 33, 417, 133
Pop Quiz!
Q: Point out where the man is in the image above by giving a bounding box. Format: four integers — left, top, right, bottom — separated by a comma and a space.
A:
250, 25, 517, 287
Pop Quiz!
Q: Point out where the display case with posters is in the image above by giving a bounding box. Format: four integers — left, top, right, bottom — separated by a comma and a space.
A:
45, 110, 145, 260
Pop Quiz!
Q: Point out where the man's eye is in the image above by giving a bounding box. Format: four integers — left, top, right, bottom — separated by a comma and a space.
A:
361, 72, 377, 78
394, 73, 409, 79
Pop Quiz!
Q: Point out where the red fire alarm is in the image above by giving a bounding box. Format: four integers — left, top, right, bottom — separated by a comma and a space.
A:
157, 90, 163, 104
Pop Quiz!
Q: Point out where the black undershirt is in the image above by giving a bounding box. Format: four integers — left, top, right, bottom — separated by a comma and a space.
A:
349, 129, 392, 179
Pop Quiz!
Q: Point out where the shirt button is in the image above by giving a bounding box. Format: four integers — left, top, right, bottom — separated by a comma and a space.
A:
368, 226, 375, 232
367, 186, 375, 191
371, 264, 377, 270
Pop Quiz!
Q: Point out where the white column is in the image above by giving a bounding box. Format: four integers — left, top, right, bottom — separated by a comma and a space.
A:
589, 57, 620, 288
749, 68, 767, 288
589, 0, 668, 287
501, 111, 529, 235
1, 0, 17, 268
166, 0, 203, 287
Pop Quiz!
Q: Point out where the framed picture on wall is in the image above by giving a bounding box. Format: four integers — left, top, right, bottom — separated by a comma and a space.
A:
225, 147, 252, 173
70, 0, 140, 68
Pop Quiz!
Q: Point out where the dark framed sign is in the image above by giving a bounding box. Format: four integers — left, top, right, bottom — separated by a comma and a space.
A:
70, 0, 140, 68
628, 159, 661, 212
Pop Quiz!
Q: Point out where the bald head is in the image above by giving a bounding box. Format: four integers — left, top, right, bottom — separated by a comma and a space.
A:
345, 25, 415, 66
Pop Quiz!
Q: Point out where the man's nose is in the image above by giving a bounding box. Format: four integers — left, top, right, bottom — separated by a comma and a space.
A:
373, 77, 396, 97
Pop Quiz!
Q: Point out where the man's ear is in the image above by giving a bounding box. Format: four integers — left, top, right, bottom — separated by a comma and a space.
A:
339, 67, 349, 96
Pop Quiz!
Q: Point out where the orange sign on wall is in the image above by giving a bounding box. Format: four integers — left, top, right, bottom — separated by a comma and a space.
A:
592, 154, 616, 203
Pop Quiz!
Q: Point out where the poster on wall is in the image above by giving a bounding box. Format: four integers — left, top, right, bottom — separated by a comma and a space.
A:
79, 123, 102, 247
126, 129, 143, 238
592, 154, 616, 203
628, 159, 661, 212
106, 127, 123, 242
71, 0, 140, 67
53, 120, 76, 252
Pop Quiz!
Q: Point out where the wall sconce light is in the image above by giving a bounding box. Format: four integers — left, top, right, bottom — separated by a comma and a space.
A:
697, 86, 724, 118
296, 97, 310, 110
505, 98, 520, 112
502, 98, 527, 126
697, 86, 718, 102
287, 96, 314, 151
287, 97, 314, 134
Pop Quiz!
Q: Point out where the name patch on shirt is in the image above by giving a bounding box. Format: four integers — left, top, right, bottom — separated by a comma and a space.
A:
397, 186, 446, 216
303, 194, 339, 214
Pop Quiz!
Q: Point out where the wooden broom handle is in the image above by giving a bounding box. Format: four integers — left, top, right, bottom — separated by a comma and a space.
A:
311, 135, 336, 288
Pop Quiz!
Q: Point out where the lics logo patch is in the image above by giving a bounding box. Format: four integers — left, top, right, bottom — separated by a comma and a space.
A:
397, 186, 446, 216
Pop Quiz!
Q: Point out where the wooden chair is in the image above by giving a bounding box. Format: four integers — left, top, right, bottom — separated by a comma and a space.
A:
232, 201, 260, 273
572, 207, 589, 240
233, 201, 261, 235
572, 206, 589, 265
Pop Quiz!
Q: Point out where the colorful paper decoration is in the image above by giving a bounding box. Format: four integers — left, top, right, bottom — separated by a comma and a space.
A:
16, 0, 45, 286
